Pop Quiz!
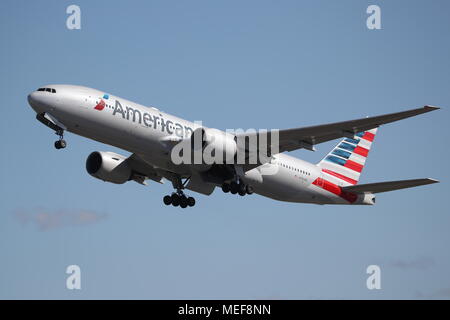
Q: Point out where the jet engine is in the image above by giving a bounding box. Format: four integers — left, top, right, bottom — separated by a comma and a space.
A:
86, 151, 132, 184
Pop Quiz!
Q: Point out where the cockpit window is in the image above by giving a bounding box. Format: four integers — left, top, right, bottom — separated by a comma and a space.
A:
37, 87, 56, 93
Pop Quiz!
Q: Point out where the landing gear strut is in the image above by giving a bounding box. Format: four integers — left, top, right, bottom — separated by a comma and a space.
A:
54, 129, 67, 150
163, 177, 196, 208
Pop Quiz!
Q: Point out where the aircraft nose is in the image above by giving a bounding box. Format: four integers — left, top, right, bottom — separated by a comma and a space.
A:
27, 91, 36, 105
27, 90, 45, 113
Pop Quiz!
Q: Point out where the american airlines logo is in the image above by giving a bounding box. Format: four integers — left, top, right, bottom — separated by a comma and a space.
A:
94, 99, 105, 111
94, 94, 108, 111
94, 95, 194, 139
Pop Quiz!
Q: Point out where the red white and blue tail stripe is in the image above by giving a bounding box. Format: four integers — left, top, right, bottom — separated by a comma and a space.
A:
317, 128, 377, 186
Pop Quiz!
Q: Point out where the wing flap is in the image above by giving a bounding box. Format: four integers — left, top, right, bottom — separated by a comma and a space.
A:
341, 178, 439, 194
127, 153, 164, 184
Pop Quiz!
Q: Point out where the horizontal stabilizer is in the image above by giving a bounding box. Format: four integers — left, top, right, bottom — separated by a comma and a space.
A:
341, 178, 439, 194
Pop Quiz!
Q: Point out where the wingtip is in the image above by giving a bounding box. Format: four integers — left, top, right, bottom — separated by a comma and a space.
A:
424, 105, 441, 111
427, 178, 440, 184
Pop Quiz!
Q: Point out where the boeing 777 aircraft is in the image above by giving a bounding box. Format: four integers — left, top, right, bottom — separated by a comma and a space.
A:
27, 85, 439, 208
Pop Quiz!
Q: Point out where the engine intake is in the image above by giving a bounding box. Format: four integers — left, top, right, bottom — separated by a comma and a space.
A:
86, 151, 132, 184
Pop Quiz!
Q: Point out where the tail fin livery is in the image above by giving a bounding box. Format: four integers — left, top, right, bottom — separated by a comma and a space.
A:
317, 128, 377, 186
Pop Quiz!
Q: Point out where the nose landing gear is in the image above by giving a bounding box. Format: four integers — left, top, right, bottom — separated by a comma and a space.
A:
35, 113, 67, 150
54, 129, 67, 150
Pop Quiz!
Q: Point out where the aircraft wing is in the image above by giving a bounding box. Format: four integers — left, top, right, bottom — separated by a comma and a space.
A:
127, 153, 164, 185
341, 178, 439, 194
236, 105, 439, 170
128, 153, 217, 195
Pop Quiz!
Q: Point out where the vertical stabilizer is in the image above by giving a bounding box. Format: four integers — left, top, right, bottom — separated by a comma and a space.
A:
317, 128, 377, 186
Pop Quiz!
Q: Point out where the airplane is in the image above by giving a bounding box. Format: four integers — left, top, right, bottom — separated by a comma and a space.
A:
27, 84, 439, 208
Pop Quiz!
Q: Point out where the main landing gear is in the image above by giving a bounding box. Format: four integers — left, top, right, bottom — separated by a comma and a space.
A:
54, 129, 67, 150
221, 180, 254, 196
163, 192, 196, 208
163, 177, 196, 208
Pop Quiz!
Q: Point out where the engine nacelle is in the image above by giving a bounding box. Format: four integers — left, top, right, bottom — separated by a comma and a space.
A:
190, 127, 237, 165
355, 193, 376, 205
86, 151, 132, 184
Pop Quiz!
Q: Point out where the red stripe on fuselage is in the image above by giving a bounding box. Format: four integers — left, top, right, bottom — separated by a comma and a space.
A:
353, 146, 369, 157
312, 177, 358, 203
344, 160, 363, 173
362, 131, 375, 142
322, 169, 358, 185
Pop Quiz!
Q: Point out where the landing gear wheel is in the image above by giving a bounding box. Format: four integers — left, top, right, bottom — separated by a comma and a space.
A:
187, 197, 195, 207
180, 196, 188, 208
238, 190, 246, 196
163, 195, 172, 205
222, 184, 230, 193
246, 185, 254, 195
171, 194, 180, 207
54, 140, 66, 149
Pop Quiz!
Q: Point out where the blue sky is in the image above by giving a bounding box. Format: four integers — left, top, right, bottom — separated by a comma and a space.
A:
0, 0, 449, 299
